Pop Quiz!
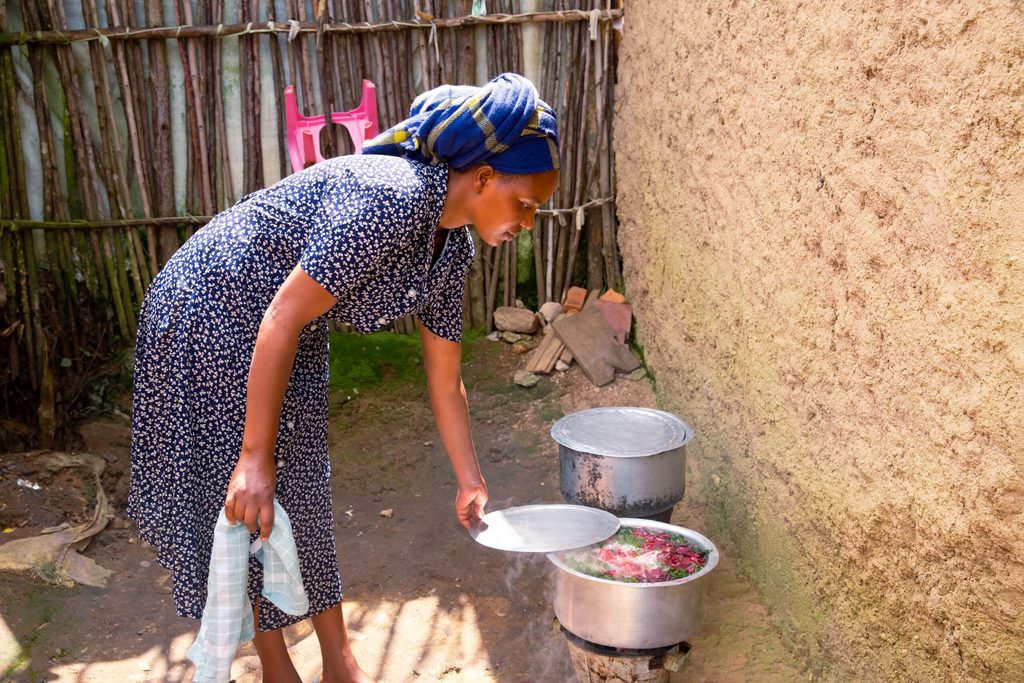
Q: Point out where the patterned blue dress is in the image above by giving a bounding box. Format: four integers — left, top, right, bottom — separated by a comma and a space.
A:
127, 155, 472, 630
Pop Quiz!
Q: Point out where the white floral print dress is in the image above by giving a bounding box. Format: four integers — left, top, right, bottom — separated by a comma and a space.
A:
127, 156, 471, 630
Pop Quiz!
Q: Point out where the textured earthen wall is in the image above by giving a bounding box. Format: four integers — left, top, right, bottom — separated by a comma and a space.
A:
614, 2, 1024, 680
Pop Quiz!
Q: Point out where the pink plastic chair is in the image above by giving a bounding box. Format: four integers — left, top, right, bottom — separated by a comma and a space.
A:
284, 79, 379, 173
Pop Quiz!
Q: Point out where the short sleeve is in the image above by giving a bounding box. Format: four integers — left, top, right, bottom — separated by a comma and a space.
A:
417, 262, 470, 342
300, 177, 416, 299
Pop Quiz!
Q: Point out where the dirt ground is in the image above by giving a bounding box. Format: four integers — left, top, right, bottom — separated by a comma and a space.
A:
1, 336, 805, 682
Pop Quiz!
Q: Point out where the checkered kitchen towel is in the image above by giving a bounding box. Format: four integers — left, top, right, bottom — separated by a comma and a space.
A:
188, 499, 308, 683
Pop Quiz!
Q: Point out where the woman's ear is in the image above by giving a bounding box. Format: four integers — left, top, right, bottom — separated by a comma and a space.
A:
472, 164, 496, 193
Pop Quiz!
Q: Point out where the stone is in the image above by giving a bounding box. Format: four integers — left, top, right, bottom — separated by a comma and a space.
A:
513, 371, 540, 388
493, 306, 540, 334
627, 368, 648, 381
501, 331, 523, 344
511, 342, 533, 355
379, 508, 394, 519
555, 360, 570, 371
486, 330, 500, 342
539, 301, 564, 322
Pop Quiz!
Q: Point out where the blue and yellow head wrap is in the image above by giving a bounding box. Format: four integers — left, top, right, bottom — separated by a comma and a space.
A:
362, 73, 559, 174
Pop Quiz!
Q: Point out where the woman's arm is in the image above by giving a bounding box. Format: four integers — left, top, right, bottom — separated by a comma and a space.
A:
418, 322, 488, 530
224, 264, 338, 540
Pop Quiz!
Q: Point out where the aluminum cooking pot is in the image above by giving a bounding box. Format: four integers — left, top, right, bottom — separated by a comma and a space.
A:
547, 519, 719, 649
552, 407, 693, 517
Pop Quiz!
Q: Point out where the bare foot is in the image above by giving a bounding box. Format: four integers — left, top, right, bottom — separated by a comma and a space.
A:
320, 653, 376, 683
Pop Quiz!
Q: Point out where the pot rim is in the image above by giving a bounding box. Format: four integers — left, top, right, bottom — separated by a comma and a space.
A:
546, 518, 719, 586
551, 407, 694, 457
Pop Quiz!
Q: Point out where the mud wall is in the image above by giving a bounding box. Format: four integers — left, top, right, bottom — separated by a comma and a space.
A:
614, 2, 1024, 680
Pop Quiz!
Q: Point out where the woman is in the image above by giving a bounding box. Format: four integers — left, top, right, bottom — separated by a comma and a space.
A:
127, 73, 559, 683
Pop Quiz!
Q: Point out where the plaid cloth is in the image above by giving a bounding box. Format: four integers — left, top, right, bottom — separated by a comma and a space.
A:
188, 500, 308, 683
362, 72, 559, 174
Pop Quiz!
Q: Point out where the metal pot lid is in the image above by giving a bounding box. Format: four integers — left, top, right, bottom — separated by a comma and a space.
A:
469, 504, 619, 553
550, 407, 693, 457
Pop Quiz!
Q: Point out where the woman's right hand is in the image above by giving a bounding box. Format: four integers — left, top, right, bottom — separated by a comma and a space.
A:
224, 454, 276, 541
456, 479, 489, 531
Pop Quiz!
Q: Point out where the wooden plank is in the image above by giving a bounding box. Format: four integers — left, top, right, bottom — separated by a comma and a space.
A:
552, 307, 641, 387
525, 312, 568, 374
525, 292, 599, 373
525, 330, 563, 374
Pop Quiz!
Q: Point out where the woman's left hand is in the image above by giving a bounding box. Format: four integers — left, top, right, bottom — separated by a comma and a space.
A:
456, 480, 489, 530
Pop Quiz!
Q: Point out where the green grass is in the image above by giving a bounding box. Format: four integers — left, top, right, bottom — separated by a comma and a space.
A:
328, 331, 425, 394
327, 328, 486, 395
534, 395, 564, 424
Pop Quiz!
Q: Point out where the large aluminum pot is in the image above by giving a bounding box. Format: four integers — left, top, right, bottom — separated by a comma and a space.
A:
553, 408, 693, 517
547, 519, 719, 649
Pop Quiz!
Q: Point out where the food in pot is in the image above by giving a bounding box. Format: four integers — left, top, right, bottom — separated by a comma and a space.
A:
557, 525, 710, 583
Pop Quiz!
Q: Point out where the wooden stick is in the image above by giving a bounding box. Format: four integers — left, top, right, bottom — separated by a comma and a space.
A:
467, 231, 485, 329
79, 0, 152, 304
337, 0, 358, 103
533, 15, 554, 303
211, 0, 230, 207
1, 0, 44, 376
80, 0, 127, 218
3, 216, 211, 230
505, 231, 514, 307
23, 26, 79, 349
0, 227, 17, 315
393, 0, 414, 116
99, 227, 131, 339
329, 4, 351, 157
0, 9, 625, 45
106, 2, 151, 298
13, 232, 38, 388
485, 241, 503, 330
381, 0, 398, 127
124, 224, 148, 304
367, 1, 396, 126
300, 0, 317, 123
23, 238, 46, 390
175, 0, 215, 215
243, 0, 264, 192
562, 8, 592, 300
267, 0, 290, 178
551, 18, 574, 299
319, 3, 341, 158
122, 0, 160, 273
110, 225, 138, 337
595, 14, 618, 290
0, 55, 26, 380
47, 3, 137, 332
355, 1, 377, 114
106, 1, 157, 251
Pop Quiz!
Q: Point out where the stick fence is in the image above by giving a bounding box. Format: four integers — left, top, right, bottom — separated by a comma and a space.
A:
0, 0, 621, 449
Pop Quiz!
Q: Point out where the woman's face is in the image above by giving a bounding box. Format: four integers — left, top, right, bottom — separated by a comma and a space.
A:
470, 167, 560, 247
